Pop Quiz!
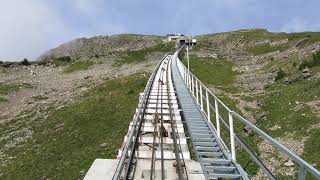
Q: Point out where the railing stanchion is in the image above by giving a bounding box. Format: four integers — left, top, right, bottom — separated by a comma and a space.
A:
189, 74, 191, 91
206, 90, 210, 121
200, 84, 203, 111
184, 67, 187, 84
215, 98, 220, 138
191, 76, 195, 96
298, 165, 306, 180
229, 111, 236, 161
196, 80, 199, 104
183, 67, 186, 83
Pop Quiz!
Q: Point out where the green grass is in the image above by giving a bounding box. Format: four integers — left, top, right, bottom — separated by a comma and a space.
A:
248, 43, 290, 55
261, 79, 320, 137
182, 55, 239, 88
115, 42, 174, 66
0, 96, 7, 102
0, 82, 31, 95
31, 95, 49, 101
0, 73, 148, 179
195, 29, 320, 52
64, 60, 94, 73
303, 129, 320, 179
299, 51, 320, 70
275, 68, 286, 81
52, 56, 73, 66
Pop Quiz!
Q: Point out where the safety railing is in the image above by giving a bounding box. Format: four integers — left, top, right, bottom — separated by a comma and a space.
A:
176, 56, 320, 180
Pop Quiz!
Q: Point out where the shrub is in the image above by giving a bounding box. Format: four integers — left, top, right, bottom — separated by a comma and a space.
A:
37, 60, 49, 66
20, 58, 30, 66
1, 62, 16, 68
52, 56, 73, 66
275, 68, 286, 81
298, 51, 320, 70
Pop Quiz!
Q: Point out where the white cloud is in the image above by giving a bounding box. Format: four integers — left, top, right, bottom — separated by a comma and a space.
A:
0, 0, 125, 61
0, 0, 75, 61
71, 0, 104, 18
281, 17, 320, 32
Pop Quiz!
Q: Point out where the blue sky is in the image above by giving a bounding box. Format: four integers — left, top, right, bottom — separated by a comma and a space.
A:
1, 0, 320, 60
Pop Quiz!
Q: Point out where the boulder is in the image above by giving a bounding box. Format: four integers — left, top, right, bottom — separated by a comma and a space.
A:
303, 72, 311, 79
302, 67, 310, 74
99, 143, 108, 148
283, 79, 292, 85
256, 112, 266, 120
284, 160, 295, 167
243, 126, 254, 135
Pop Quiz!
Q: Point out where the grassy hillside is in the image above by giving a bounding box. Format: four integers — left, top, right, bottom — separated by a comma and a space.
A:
0, 73, 148, 179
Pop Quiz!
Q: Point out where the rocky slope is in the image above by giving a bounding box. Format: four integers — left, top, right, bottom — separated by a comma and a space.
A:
38, 34, 163, 60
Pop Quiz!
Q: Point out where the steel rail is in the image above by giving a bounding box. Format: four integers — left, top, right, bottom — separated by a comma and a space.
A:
113, 49, 176, 180
167, 55, 189, 180
112, 52, 170, 180
166, 56, 185, 180
160, 62, 165, 180
150, 66, 163, 180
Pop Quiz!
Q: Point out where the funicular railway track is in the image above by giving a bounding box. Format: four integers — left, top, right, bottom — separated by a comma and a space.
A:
113, 51, 189, 180
110, 48, 320, 180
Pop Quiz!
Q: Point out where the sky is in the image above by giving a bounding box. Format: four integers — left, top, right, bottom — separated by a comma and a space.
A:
1, 0, 320, 61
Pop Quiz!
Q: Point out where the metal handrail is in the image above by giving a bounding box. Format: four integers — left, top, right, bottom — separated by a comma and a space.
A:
175, 55, 320, 180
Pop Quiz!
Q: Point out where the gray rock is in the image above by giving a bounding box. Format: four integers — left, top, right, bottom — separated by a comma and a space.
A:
303, 72, 311, 79
257, 101, 264, 107
256, 112, 266, 120
243, 126, 254, 135
284, 160, 295, 167
269, 125, 281, 131
99, 143, 108, 148
283, 79, 292, 85
54, 123, 64, 130
84, 76, 92, 79
302, 67, 310, 73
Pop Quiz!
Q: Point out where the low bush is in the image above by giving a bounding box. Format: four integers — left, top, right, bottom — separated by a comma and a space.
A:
52, 56, 73, 66
275, 68, 286, 81
20, 58, 30, 66
298, 51, 320, 70
1, 62, 17, 68
64, 60, 94, 73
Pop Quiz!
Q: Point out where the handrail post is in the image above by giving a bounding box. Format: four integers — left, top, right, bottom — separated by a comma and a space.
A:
229, 111, 236, 161
196, 80, 199, 104
191, 76, 195, 95
183, 67, 187, 83
188, 73, 191, 90
186, 67, 189, 86
206, 90, 210, 121
184, 67, 187, 84
214, 98, 221, 138
298, 165, 306, 180
200, 84, 203, 111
